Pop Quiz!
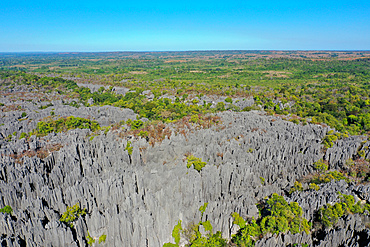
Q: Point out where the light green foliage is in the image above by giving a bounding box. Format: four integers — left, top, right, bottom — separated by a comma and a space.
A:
139, 130, 148, 138
19, 132, 27, 139
125, 141, 133, 155
290, 118, 300, 124
59, 203, 86, 228
187, 231, 226, 247
0, 205, 13, 214
231, 212, 246, 228
186, 155, 207, 172
314, 159, 328, 173
358, 150, 366, 158
322, 134, 337, 148
319, 192, 370, 228
202, 220, 213, 233
260, 177, 265, 185
172, 220, 182, 245
345, 158, 355, 168
289, 181, 303, 194
165, 202, 226, 247
86, 231, 95, 246
322, 131, 348, 148
215, 102, 225, 111
131, 119, 144, 130
309, 183, 320, 191
21, 112, 27, 118
190, 114, 200, 123
247, 148, 254, 153
163, 243, 178, 247
311, 170, 349, 184
199, 203, 208, 218
99, 234, 106, 244
232, 194, 310, 247
225, 97, 233, 103
35, 116, 100, 136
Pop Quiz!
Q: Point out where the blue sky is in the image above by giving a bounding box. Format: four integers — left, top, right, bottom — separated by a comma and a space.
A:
0, 0, 369, 51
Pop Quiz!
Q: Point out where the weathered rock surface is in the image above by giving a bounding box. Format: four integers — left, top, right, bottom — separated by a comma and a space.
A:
1, 109, 370, 246
0, 104, 136, 139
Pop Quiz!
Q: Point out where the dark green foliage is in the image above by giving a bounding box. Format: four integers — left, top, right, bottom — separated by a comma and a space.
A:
21, 112, 27, 118
35, 116, 100, 136
186, 155, 207, 172
59, 203, 86, 228
0, 205, 13, 214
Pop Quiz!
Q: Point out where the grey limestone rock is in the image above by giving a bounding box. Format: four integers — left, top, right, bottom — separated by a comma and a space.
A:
0, 110, 370, 246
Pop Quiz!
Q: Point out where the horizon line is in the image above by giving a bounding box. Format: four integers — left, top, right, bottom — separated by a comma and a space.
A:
1, 49, 370, 54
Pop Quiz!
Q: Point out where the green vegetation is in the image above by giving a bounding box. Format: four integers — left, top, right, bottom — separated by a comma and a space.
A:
308, 155, 370, 185
309, 183, 320, 191
319, 192, 370, 228
322, 131, 348, 148
172, 220, 182, 245
99, 234, 107, 244
314, 159, 328, 173
127, 119, 144, 130
163, 193, 370, 246
34, 116, 100, 136
59, 203, 87, 228
310, 170, 350, 184
2, 52, 370, 135
0, 205, 13, 214
232, 193, 310, 247
186, 155, 207, 172
164, 203, 226, 247
19, 132, 27, 139
125, 141, 133, 155
289, 181, 303, 194
86, 231, 95, 245
225, 97, 233, 103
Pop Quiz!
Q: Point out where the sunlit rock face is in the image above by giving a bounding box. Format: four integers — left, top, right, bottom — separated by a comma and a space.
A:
1, 108, 370, 247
